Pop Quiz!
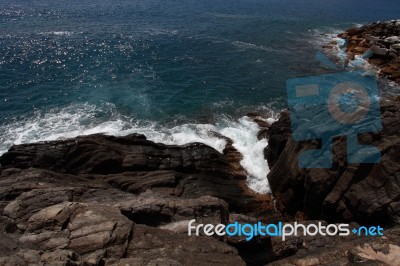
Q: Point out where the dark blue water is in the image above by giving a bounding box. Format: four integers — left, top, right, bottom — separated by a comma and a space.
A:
0, 0, 399, 192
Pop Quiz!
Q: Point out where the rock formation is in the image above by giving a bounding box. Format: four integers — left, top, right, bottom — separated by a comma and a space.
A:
333, 20, 400, 83
0, 133, 276, 265
267, 98, 400, 226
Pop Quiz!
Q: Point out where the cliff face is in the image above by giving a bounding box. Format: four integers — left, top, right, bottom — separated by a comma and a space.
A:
267, 98, 400, 226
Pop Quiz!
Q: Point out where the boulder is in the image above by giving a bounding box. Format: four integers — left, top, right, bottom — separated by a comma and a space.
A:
19, 202, 133, 259
370, 44, 388, 56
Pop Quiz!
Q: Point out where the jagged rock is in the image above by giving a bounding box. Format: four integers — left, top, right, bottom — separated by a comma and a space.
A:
0, 133, 236, 176
0, 134, 275, 216
0, 132, 277, 265
391, 43, 400, 51
0, 249, 81, 266
1, 185, 138, 227
365, 34, 380, 43
370, 44, 388, 56
0, 201, 246, 265
331, 20, 400, 83
384, 36, 400, 43
102, 169, 265, 214
0, 191, 247, 265
119, 224, 246, 266
266, 99, 400, 226
268, 227, 400, 266
116, 195, 229, 226
226, 214, 276, 265
265, 111, 291, 168
247, 220, 398, 266
19, 202, 133, 258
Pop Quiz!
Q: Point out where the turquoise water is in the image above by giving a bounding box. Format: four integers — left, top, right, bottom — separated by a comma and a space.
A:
1, 0, 399, 193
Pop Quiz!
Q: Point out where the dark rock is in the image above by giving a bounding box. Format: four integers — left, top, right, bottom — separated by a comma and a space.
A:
114, 224, 246, 266
265, 111, 291, 169
257, 128, 270, 140
391, 43, 400, 51
0, 133, 232, 176
266, 99, 400, 226
0, 199, 246, 265
329, 20, 400, 84
370, 44, 388, 56
269, 226, 400, 266
226, 214, 276, 265
0, 132, 277, 265
0, 134, 274, 215
20, 202, 133, 258
117, 195, 229, 227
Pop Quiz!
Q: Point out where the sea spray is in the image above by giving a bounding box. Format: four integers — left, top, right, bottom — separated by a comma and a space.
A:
0, 103, 276, 194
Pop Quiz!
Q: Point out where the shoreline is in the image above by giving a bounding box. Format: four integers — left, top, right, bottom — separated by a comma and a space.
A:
324, 20, 400, 84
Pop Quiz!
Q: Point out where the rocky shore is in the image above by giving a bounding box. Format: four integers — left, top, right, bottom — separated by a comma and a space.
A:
1, 21, 400, 265
1, 100, 400, 265
0, 131, 283, 265
325, 20, 400, 83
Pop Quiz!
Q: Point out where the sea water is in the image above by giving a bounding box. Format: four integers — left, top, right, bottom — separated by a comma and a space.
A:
1, 0, 400, 193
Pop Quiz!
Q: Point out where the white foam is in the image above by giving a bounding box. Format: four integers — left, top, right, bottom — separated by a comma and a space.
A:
232, 40, 272, 52
0, 103, 275, 194
143, 27, 179, 36
38, 31, 82, 37
219, 116, 271, 194
349, 54, 369, 68
307, 27, 344, 48
307, 27, 381, 74
142, 124, 227, 153
53, 31, 72, 36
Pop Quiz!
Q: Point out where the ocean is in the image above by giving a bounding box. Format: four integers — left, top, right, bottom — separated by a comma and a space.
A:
1, 0, 400, 193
